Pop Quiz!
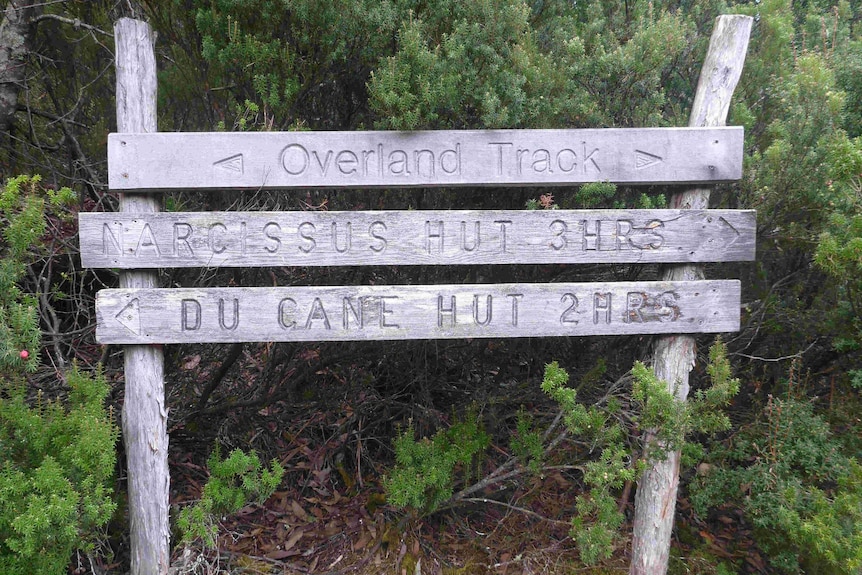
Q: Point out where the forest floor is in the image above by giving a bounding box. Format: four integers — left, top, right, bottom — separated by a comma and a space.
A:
160, 414, 763, 573
95, 342, 769, 575
158, 434, 768, 575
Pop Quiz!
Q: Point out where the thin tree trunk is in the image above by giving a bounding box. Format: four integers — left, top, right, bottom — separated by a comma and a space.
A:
115, 17, 170, 575
0, 0, 42, 132
629, 14, 753, 575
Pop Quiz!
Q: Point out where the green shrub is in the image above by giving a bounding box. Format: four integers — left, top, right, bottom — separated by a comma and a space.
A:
690, 385, 862, 574
541, 339, 739, 565
0, 367, 118, 574
814, 135, 862, 391
177, 447, 284, 547
0, 175, 115, 575
385, 410, 489, 514
0, 175, 73, 373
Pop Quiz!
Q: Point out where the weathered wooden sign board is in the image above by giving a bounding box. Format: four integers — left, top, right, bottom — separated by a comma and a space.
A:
80, 209, 756, 268
107, 127, 743, 191
96, 280, 740, 344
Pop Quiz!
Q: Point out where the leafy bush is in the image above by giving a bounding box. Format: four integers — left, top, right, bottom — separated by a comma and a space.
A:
0, 368, 118, 575
178, 447, 285, 547
0, 175, 73, 372
690, 377, 862, 574
814, 135, 862, 389
0, 174, 115, 575
541, 339, 739, 565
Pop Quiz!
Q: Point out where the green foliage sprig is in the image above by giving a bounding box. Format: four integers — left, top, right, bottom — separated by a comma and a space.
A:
178, 447, 285, 548
540, 340, 739, 565
575, 182, 617, 208
385, 410, 489, 514
509, 408, 544, 476
541, 360, 628, 564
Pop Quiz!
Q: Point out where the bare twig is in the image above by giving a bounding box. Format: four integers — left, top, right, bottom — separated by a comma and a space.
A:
195, 342, 244, 413
460, 497, 571, 526
31, 13, 113, 36
15, 104, 87, 127
731, 340, 817, 363
6, 0, 68, 10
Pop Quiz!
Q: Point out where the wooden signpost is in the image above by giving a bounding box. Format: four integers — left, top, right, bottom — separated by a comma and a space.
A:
92, 14, 753, 575
630, 15, 753, 575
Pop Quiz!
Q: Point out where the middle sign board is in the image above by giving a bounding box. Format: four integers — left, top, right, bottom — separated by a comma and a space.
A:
79, 209, 755, 268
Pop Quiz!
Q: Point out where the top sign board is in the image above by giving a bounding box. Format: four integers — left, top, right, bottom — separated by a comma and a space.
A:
108, 127, 743, 191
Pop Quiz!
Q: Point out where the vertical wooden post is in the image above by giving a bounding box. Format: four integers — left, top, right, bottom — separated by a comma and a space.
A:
629, 15, 752, 575
114, 18, 170, 575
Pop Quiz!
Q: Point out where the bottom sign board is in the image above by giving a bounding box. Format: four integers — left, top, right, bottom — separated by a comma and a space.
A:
96, 281, 741, 344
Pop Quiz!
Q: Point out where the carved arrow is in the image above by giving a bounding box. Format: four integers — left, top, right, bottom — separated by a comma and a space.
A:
635, 150, 663, 170
700, 214, 741, 249
115, 298, 142, 335
213, 153, 244, 174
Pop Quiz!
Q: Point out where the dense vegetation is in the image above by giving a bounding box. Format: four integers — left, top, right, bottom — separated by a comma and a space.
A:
1, 0, 861, 573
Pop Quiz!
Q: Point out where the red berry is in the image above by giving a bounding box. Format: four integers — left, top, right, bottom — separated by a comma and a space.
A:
20, 350, 29, 359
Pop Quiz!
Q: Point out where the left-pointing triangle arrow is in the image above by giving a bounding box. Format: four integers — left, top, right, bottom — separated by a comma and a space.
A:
214, 153, 244, 174
116, 298, 141, 335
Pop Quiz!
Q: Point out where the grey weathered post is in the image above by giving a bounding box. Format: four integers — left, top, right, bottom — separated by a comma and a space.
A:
114, 18, 170, 575
629, 15, 753, 575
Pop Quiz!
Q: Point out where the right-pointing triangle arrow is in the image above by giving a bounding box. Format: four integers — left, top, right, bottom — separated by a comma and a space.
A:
635, 150, 663, 170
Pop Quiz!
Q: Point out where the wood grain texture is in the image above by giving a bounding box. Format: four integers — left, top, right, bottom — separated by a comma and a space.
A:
114, 18, 170, 575
107, 127, 743, 191
79, 209, 756, 268
631, 15, 753, 575
95, 281, 740, 344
